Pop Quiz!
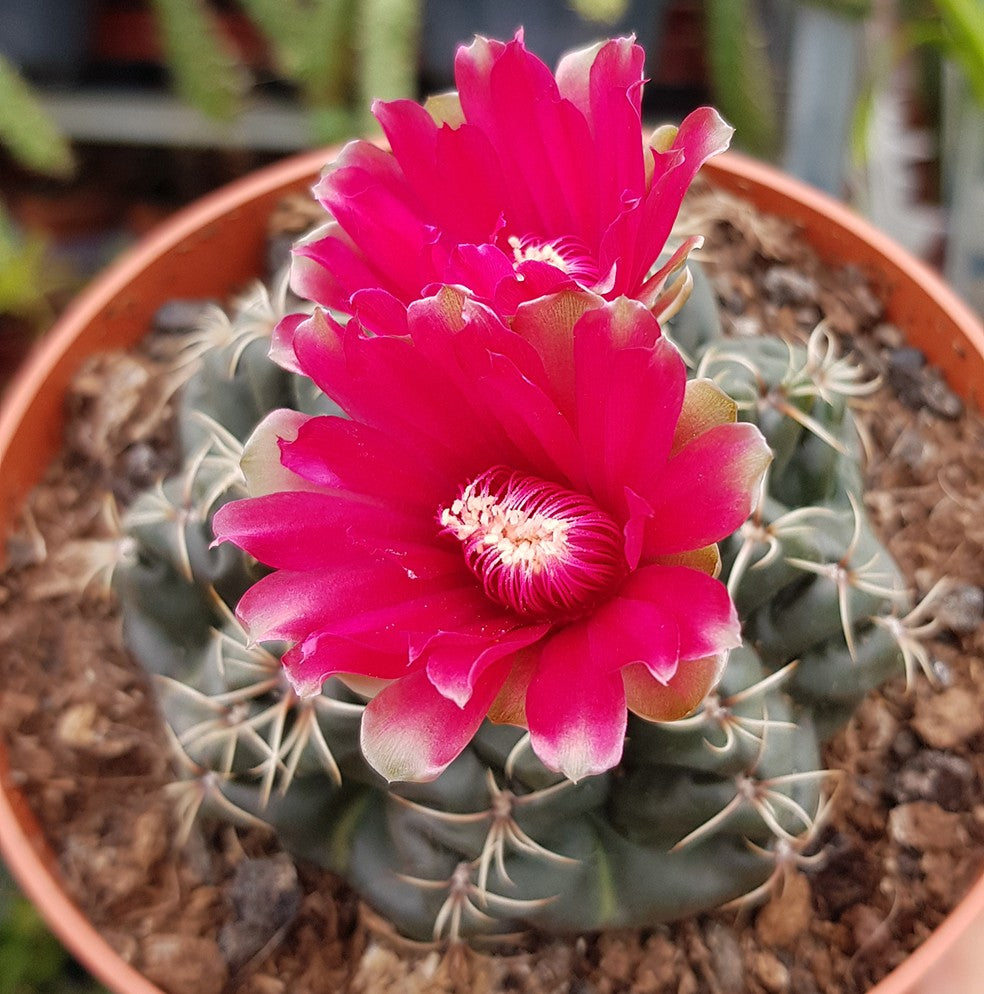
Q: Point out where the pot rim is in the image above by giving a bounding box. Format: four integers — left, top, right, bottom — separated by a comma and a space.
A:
0, 147, 981, 994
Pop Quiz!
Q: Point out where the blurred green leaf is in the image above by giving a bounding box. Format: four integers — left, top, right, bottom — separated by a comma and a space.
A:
0, 866, 108, 993
239, 0, 356, 107
705, 0, 780, 158
0, 867, 67, 994
149, 0, 245, 119
307, 105, 360, 145
568, 0, 632, 24
796, 0, 872, 19
0, 205, 50, 320
356, 0, 424, 131
912, 0, 984, 106
0, 56, 74, 178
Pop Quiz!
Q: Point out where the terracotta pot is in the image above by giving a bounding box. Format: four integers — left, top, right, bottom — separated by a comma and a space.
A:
0, 149, 982, 994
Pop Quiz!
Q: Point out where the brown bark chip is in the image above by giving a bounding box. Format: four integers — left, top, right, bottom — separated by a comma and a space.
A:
911, 686, 984, 749
140, 934, 229, 994
888, 801, 970, 851
750, 950, 790, 994
754, 872, 813, 949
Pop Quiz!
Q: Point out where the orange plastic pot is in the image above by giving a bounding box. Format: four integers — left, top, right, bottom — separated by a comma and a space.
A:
0, 149, 982, 994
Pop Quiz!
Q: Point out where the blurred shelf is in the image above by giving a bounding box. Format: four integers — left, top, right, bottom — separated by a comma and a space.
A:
37, 87, 313, 151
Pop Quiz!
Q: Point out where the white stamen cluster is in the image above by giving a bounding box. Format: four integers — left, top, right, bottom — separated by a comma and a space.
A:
440, 466, 626, 620
507, 235, 571, 274
441, 487, 570, 575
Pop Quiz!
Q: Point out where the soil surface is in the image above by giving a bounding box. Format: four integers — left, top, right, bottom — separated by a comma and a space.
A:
1, 184, 983, 994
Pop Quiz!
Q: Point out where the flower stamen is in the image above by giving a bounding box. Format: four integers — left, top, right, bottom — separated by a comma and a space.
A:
440, 466, 626, 621
508, 235, 571, 273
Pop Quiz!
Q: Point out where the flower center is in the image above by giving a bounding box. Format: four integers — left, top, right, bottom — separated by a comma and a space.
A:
505, 234, 598, 284
508, 235, 571, 273
440, 466, 626, 620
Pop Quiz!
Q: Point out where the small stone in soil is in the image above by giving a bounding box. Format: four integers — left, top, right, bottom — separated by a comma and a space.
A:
885, 347, 964, 419
911, 686, 984, 749
885, 348, 927, 405
888, 801, 969, 851
936, 582, 984, 635
703, 920, 744, 993
751, 950, 790, 994
762, 265, 817, 306
219, 856, 303, 970
141, 933, 228, 994
755, 872, 813, 948
920, 369, 964, 419
889, 750, 977, 811
809, 832, 879, 917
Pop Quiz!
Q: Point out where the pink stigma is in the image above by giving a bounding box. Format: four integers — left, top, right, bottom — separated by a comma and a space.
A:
440, 466, 626, 620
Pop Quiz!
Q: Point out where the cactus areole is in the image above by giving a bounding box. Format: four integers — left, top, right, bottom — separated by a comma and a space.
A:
113, 31, 922, 942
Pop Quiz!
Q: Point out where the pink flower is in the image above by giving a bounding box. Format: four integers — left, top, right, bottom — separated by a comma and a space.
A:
213, 290, 771, 783
290, 33, 733, 330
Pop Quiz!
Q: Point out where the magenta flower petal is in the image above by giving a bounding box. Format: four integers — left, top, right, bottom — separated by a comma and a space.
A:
269, 312, 309, 375
630, 107, 735, 288
212, 490, 438, 571
511, 290, 601, 421
525, 623, 627, 781
622, 654, 726, 722
313, 142, 437, 302
506, 259, 579, 300
670, 378, 739, 456
240, 409, 328, 497
349, 288, 411, 338
290, 308, 509, 474
361, 660, 511, 782
278, 584, 524, 697
571, 38, 646, 227
290, 222, 389, 317
373, 98, 505, 244
619, 565, 741, 661
573, 299, 686, 513
587, 594, 681, 683
234, 558, 479, 644
478, 351, 585, 488
443, 243, 516, 302
325, 583, 522, 654
421, 623, 550, 707
408, 289, 555, 397
281, 635, 411, 698
456, 34, 592, 235
233, 565, 405, 643
278, 415, 456, 508
640, 421, 772, 555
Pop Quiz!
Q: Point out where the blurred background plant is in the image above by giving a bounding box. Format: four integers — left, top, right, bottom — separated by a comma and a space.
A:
0, 54, 77, 393
144, 0, 424, 140
0, 864, 106, 994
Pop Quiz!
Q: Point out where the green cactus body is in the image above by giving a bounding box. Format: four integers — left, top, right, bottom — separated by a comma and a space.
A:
114, 265, 914, 943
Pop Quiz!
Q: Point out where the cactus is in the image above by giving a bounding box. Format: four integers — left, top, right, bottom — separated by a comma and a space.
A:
108, 252, 926, 944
